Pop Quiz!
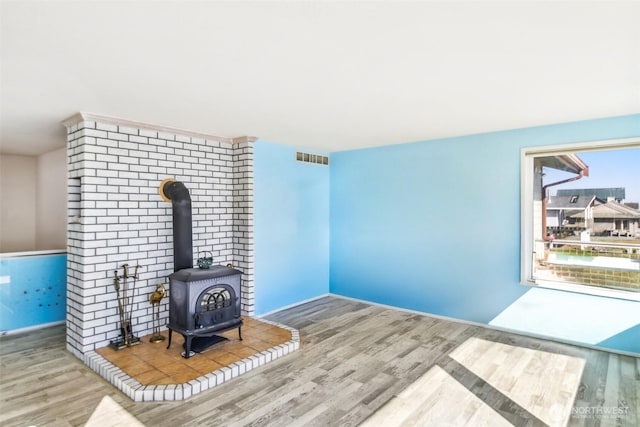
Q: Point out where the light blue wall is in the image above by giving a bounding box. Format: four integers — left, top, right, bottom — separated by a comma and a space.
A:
254, 141, 330, 315
0, 253, 67, 332
329, 114, 640, 353
598, 324, 640, 354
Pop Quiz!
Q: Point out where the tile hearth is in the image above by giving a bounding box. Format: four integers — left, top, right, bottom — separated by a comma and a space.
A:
85, 317, 299, 402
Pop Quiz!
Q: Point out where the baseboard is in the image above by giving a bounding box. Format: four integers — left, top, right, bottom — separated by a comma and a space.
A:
256, 293, 331, 318
0, 320, 65, 337
329, 293, 640, 358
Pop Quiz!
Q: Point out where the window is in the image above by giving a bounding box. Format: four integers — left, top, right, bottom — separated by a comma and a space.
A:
521, 138, 640, 301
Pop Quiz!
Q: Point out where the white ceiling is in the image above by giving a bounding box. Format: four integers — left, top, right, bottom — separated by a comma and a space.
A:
1, 1, 639, 156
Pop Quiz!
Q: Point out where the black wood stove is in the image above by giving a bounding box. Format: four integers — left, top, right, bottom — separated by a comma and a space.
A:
159, 178, 243, 358
166, 265, 242, 358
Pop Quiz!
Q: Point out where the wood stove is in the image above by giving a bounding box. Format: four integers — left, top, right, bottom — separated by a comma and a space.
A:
159, 179, 243, 358
166, 265, 243, 358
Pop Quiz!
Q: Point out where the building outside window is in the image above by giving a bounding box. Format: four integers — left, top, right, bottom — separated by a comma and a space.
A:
521, 138, 640, 301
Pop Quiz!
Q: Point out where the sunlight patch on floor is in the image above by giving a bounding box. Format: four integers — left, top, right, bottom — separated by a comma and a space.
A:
489, 287, 640, 345
449, 337, 585, 426
85, 396, 144, 427
360, 365, 512, 427
362, 337, 585, 427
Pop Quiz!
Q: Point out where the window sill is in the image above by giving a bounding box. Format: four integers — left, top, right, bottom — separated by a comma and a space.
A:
522, 279, 640, 302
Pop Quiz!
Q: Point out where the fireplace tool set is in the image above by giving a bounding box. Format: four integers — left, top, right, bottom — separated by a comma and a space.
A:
109, 263, 142, 350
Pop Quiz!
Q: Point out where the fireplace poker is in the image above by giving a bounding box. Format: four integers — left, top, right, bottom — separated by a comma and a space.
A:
126, 265, 141, 338
121, 264, 130, 344
113, 271, 129, 346
122, 263, 129, 313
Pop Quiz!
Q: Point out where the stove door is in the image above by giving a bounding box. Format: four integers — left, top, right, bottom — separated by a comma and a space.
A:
194, 284, 238, 329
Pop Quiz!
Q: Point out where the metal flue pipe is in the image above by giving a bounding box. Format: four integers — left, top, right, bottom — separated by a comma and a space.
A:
159, 178, 193, 271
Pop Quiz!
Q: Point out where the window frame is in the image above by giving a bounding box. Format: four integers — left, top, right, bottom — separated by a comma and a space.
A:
520, 137, 640, 302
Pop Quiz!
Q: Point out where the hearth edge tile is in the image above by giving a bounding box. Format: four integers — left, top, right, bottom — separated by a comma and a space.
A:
196, 375, 209, 391
172, 384, 185, 400
154, 385, 166, 401
275, 345, 284, 358
221, 366, 232, 382
260, 350, 272, 363
205, 372, 218, 389
247, 356, 257, 370
189, 378, 202, 395
127, 383, 143, 401
163, 384, 175, 400
142, 386, 155, 402
182, 384, 192, 400
250, 354, 262, 368
113, 372, 127, 392
213, 369, 225, 385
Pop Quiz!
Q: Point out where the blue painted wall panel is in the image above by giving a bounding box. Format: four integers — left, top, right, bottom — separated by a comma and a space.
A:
0, 254, 66, 331
254, 141, 330, 315
598, 324, 640, 354
330, 114, 640, 353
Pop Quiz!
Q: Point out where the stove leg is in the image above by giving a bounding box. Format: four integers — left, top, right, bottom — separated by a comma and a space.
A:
238, 325, 242, 341
183, 335, 193, 359
166, 329, 172, 349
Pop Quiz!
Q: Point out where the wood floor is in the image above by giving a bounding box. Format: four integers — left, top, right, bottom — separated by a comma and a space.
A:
1, 296, 638, 426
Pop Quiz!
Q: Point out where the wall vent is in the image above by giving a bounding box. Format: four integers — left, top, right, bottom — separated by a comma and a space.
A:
296, 152, 329, 166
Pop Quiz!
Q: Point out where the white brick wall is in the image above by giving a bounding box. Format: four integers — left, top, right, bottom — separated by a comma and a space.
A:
232, 138, 255, 313
64, 116, 255, 356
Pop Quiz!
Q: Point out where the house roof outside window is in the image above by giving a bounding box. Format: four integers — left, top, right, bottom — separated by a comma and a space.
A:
557, 187, 626, 203
570, 199, 640, 220
538, 154, 589, 176
547, 195, 596, 210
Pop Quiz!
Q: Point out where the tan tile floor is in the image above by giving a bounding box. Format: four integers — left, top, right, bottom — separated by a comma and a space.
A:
96, 317, 292, 385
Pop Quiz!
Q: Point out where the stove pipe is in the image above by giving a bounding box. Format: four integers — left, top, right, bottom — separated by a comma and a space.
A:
160, 179, 193, 271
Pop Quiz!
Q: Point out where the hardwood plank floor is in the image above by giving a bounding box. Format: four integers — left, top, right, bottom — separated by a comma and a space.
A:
1, 296, 638, 426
